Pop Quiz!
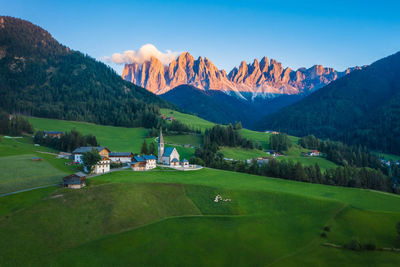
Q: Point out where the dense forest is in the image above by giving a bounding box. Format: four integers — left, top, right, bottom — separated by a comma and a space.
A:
0, 16, 173, 129
257, 51, 400, 154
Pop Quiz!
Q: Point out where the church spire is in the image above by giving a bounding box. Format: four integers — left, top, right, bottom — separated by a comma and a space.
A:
158, 129, 164, 163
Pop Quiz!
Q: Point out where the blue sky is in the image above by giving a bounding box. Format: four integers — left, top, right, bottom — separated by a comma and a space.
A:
1, 0, 400, 74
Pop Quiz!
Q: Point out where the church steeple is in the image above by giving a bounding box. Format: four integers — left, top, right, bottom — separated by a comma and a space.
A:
158, 129, 164, 163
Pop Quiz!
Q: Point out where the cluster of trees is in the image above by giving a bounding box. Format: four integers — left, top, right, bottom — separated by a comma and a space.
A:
140, 140, 156, 155
81, 148, 101, 173
194, 124, 256, 165
299, 135, 381, 169
0, 17, 173, 130
148, 120, 201, 137
269, 133, 292, 152
33, 129, 99, 152
0, 112, 33, 136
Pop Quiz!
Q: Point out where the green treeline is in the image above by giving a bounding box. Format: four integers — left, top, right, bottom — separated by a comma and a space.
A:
33, 129, 99, 152
0, 112, 33, 136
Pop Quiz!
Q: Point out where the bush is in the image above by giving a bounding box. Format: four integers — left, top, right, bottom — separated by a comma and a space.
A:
323, 226, 331, 232
363, 243, 376, 251
346, 239, 361, 251
320, 232, 327, 238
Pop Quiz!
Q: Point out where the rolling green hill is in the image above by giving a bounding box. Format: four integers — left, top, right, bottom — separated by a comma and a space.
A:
1, 168, 400, 266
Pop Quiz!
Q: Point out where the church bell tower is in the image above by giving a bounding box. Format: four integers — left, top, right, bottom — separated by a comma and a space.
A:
158, 129, 164, 163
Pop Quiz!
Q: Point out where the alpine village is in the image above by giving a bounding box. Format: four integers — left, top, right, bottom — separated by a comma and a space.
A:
1, 2, 400, 266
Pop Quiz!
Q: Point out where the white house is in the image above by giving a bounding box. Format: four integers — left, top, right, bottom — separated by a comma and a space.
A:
72, 147, 110, 164
158, 130, 180, 165
93, 157, 110, 174
109, 152, 133, 164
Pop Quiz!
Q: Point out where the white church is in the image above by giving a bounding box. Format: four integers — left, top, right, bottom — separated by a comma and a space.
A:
158, 130, 180, 166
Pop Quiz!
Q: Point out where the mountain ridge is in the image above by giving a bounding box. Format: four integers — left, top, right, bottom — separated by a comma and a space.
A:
122, 51, 364, 98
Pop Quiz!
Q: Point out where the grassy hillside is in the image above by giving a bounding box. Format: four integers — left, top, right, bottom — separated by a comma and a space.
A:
1, 168, 400, 266
0, 137, 75, 194
29, 117, 149, 152
160, 108, 215, 132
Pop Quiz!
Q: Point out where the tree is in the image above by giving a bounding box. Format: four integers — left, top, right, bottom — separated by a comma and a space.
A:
141, 140, 149, 154
234, 121, 242, 130
396, 222, 400, 237
149, 142, 156, 155
82, 148, 101, 173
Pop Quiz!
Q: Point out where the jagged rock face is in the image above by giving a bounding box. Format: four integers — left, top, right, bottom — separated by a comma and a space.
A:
122, 52, 363, 98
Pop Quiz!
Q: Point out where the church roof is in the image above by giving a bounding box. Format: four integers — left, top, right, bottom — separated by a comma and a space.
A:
163, 147, 175, 157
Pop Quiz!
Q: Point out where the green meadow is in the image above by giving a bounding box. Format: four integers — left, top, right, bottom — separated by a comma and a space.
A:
160, 108, 215, 131
29, 117, 149, 152
1, 168, 400, 266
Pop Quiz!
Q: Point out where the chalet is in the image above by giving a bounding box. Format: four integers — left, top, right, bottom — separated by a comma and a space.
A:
131, 155, 157, 171
32, 157, 43, 161
63, 172, 86, 189
43, 131, 64, 139
72, 147, 110, 164
307, 150, 320, 156
158, 130, 180, 165
131, 161, 147, 171
166, 116, 176, 121
109, 152, 133, 164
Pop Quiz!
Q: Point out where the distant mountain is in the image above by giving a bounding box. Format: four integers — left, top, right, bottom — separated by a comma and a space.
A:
160, 84, 307, 128
0, 16, 172, 128
257, 51, 400, 154
122, 51, 363, 99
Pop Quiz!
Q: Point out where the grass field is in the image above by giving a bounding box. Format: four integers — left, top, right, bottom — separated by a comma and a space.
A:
219, 146, 267, 160
1, 168, 400, 266
374, 152, 400, 161
0, 137, 75, 194
29, 117, 149, 152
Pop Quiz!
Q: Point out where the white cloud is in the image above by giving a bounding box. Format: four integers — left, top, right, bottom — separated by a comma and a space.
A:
103, 44, 180, 65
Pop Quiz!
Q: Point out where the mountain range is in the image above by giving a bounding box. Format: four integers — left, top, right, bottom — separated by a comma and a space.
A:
122, 51, 363, 99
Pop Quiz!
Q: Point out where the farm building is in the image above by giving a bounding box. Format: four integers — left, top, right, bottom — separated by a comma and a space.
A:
307, 150, 320, 156
63, 172, 86, 189
109, 152, 133, 164
72, 147, 110, 164
158, 130, 180, 165
43, 131, 64, 138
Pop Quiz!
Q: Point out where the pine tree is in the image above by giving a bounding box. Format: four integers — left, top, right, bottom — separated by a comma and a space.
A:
141, 140, 149, 155
149, 142, 156, 155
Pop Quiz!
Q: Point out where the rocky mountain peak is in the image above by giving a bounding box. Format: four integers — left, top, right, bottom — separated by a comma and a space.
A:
122, 52, 363, 97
